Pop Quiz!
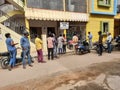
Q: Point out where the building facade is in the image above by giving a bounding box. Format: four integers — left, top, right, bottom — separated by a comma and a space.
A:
86, 0, 117, 42
24, 0, 89, 54
1, 0, 118, 53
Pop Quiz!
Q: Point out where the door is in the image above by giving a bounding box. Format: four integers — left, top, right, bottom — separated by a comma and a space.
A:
47, 27, 55, 36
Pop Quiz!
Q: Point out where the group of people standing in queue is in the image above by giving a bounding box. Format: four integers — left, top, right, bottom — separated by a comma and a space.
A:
5, 31, 33, 71
4, 31, 67, 71
46, 33, 67, 60
4, 29, 117, 71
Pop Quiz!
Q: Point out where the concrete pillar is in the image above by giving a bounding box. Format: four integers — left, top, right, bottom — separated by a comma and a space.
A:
42, 27, 47, 55
64, 29, 66, 37
25, 18, 29, 31
63, 0, 66, 12
25, 18, 31, 38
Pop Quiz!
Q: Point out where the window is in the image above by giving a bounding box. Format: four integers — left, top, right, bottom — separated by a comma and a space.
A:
98, 0, 111, 7
104, 0, 110, 4
27, 0, 63, 11
117, 5, 120, 13
65, 0, 87, 13
100, 22, 109, 34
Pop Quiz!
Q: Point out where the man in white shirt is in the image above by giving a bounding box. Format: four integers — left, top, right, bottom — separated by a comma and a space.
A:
88, 32, 93, 49
107, 33, 112, 53
57, 34, 64, 54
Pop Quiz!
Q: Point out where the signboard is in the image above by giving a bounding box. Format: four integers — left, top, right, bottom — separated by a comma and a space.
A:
60, 22, 69, 29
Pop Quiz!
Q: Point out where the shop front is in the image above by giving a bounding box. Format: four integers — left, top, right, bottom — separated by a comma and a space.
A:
25, 8, 88, 54
66, 22, 86, 41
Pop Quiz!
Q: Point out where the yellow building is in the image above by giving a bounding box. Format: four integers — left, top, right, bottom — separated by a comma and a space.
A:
86, 0, 117, 42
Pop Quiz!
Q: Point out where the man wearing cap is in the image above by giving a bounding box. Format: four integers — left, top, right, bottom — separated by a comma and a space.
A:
5, 33, 18, 71
20, 31, 32, 69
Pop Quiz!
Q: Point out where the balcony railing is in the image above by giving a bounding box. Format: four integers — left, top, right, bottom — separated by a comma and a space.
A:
6, 0, 24, 10
0, 10, 9, 18
15, 0, 24, 7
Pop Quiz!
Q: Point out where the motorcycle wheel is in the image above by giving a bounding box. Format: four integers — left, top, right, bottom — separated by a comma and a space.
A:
1, 58, 9, 69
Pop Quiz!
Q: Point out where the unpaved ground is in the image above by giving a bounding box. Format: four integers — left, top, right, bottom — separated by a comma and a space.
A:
0, 57, 120, 90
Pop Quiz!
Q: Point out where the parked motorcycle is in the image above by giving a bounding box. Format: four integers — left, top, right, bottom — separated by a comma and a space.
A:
0, 51, 34, 69
93, 41, 114, 53
76, 40, 90, 55
115, 36, 120, 50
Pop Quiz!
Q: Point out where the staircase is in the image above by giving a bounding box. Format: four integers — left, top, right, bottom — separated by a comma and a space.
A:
0, 9, 24, 35
6, 0, 24, 11
0, 23, 36, 54
0, 1, 36, 54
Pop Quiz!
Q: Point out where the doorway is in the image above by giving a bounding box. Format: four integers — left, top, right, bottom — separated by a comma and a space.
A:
30, 27, 42, 42
47, 27, 55, 36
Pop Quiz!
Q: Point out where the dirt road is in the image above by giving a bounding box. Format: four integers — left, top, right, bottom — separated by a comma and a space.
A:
0, 51, 120, 90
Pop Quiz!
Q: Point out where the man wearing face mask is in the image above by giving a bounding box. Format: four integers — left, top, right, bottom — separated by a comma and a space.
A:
20, 31, 33, 69
5, 33, 18, 71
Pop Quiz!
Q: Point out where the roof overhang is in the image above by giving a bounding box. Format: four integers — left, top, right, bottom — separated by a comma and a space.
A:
25, 8, 89, 22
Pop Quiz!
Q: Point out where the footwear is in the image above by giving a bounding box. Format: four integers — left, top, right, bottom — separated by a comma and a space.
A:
23, 66, 26, 69
38, 61, 46, 63
8, 65, 11, 71
40, 61, 46, 63
31, 60, 34, 63
29, 64, 33, 67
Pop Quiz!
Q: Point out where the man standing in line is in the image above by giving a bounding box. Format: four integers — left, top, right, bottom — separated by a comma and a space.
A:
98, 31, 103, 56
107, 33, 112, 53
57, 34, 64, 54
88, 32, 93, 49
20, 31, 32, 69
53, 33, 58, 58
47, 34, 54, 60
5, 33, 18, 71
35, 34, 45, 63
63, 34, 67, 54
